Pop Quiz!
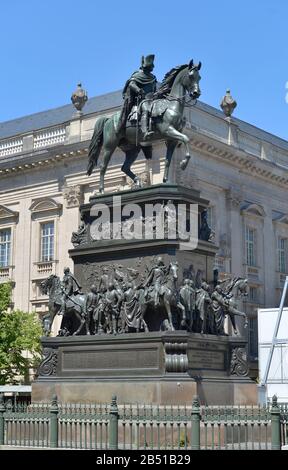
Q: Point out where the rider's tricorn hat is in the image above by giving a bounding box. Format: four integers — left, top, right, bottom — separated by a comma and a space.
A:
141, 54, 155, 68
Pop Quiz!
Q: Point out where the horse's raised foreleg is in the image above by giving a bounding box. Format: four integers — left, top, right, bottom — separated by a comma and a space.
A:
121, 148, 141, 186
162, 126, 191, 171
229, 306, 248, 329
163, 140, 177, 183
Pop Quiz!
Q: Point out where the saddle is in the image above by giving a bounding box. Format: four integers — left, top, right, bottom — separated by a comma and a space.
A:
127, 99, 169, 125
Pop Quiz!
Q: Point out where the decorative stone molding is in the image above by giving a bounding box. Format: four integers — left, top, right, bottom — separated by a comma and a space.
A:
164, 341, 188, 373
226, 188, 242, 209
273, 213, 288, 225
63, 185, 83, 208
38, 347, 58, 376
188, 135, 288, 188
230, 347, 249, 377
0, 205, 19, 222
29, 197, 62, 215
241, 202, 266, 218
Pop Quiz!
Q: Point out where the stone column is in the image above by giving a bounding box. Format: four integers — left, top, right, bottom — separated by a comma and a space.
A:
262, 206, 275, 307
14, 198, 32, 311
226, 188, 243, 277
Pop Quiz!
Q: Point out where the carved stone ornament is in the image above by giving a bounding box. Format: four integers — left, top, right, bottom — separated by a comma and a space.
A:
63, 185, 83, 208
226, 188, 242, 209
220, 89, 237, 117
71, 83, 88, 113
164, 341, 188, 373
230, 347, 249, 377
71, 218, 88, 246
38, 348, 58, 376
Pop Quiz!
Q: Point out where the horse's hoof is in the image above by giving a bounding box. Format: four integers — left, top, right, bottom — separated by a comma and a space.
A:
98, 188, 104, 194
134, 177, 141, 188
180, 156, 190, 170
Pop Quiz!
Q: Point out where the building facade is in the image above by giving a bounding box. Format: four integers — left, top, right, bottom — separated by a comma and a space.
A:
0, 91, 288, 368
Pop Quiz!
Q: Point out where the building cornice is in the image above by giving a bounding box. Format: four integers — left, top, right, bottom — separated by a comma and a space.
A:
0, 125, 287, 191
187, 128, 288, 189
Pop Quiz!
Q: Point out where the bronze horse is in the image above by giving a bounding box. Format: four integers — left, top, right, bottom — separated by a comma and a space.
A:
40, 275, 87, 336
87, 60, 201, 193
138, 261, 186, 331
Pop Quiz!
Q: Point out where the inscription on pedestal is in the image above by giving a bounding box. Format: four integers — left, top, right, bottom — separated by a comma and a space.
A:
61, 346, 161, 377
189, 348, 224, 370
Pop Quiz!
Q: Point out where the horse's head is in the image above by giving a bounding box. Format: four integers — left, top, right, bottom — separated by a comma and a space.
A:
168, 261, 179, 280
230, 277, 249, 298
40, 275, 61, 295
237, 278, 249, 297
183, 59, 202, 100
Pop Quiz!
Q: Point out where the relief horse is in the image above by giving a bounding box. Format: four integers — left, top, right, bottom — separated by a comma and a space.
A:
217, 277, 249, 335
138, 261, 186, 331
87, 60, 201, 193
40, 274, 87, 336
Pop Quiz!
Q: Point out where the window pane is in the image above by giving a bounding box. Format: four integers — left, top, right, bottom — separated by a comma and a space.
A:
0, 228, 11, 267
248, 286, 258, 302
246, 227, 256, 266
41, 222, 54, 261
278, 237, 287, 273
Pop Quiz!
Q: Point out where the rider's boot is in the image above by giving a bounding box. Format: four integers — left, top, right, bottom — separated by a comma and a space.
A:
141, 112, 154, 141
154, 292, 160, 306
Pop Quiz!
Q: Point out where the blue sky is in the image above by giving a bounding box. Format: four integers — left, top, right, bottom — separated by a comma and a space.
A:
1, 0, 287, 140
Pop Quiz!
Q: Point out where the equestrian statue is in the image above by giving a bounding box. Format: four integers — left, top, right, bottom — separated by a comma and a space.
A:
87, 55, 201, 193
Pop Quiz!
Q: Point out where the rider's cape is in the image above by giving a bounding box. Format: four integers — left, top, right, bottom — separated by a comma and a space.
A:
122, 70, 157, 98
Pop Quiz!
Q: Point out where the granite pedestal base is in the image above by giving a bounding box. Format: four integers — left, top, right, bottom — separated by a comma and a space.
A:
33, 332, 257, 405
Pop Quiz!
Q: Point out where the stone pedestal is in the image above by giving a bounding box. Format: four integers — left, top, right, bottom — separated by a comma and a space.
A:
32, 332, 257, 405
34, 183, 257, 406
69, 184, 218, 298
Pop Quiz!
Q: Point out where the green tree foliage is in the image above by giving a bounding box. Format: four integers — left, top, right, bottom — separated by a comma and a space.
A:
0, 282, 43, 385
0, 282, 12, 313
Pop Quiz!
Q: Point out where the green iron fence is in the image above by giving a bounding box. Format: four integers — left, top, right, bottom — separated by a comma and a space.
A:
0, 393, 287, 450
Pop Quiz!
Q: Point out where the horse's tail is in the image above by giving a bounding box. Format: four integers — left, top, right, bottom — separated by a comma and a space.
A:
87, 116, 109, 176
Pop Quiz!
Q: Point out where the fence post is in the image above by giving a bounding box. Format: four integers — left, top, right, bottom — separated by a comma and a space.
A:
191, 396, 201, 450
0, 394, 5, 445
109, 395, 119, 450
271, 395, 281, 450
49, 395, 59, 448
